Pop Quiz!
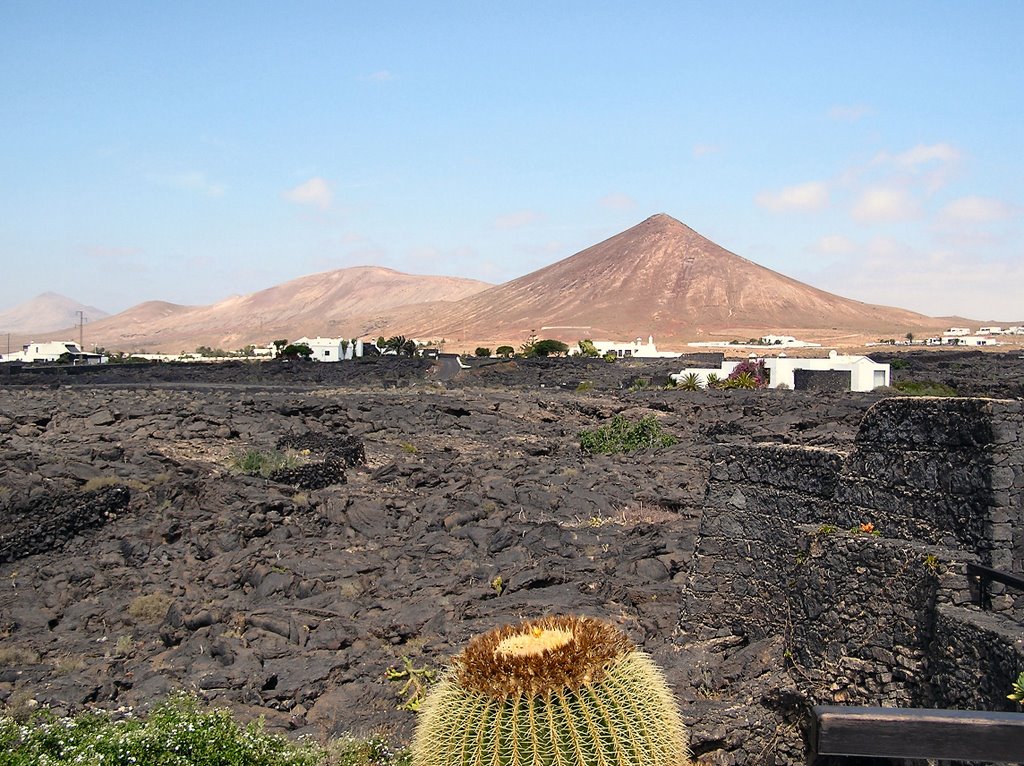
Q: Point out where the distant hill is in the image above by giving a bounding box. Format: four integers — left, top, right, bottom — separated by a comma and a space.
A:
55, 267, 492, 352
0, 293, 109, 335
27, 215, 960, 353
390, 213, 943, 343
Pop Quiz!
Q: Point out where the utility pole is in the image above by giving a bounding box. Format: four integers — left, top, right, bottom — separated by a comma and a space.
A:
77, 310, 84, 350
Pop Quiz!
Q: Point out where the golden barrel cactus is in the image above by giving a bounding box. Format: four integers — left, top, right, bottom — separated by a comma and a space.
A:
412, 615, 691, 766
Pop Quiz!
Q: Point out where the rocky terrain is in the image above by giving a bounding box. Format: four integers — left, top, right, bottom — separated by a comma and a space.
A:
0, 353, 1021, 763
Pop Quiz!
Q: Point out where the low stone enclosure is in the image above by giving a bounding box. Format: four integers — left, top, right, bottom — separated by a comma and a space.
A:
685, 396, 1024, 749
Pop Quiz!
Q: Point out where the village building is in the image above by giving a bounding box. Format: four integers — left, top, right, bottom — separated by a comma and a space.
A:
590, 336, 680, 359
293, 336, 364, 361
0, 340, 104, 365
674, 351, 890, 392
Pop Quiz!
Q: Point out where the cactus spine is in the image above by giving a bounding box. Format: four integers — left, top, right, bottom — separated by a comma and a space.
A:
412, 615, 691, 766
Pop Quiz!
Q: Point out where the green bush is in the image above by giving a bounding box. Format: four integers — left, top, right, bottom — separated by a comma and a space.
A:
473, 347, 492, 358
0, 692, 324, 766
892, 380, 957, 397
579, 415, 678, 455
495, 345, 514, 357
230, 448, 302, 478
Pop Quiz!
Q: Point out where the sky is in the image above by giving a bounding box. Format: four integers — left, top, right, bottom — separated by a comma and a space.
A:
2, 1, 1022, 321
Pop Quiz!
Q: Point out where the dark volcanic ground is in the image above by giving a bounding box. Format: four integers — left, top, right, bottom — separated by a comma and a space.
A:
0, 352, 1020, 762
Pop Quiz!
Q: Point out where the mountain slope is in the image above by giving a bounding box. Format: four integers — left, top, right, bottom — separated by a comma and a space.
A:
59, 267, 492, 352
394, 214, 939, 342
0, 293, 110, 335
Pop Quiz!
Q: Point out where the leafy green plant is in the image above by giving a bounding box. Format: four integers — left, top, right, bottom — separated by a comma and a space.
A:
0, 692, 323, 765
704, 373, 721, 388
677, 372, 702, 391
579, 415, 678, 455
230, 447, 302, 477
399, 442, 418, 454
575, 380, 594, 392
473, 347, 491, 357
495, 345, 514, 358
1009, 671, 1024, 705
577, 339, 600, 357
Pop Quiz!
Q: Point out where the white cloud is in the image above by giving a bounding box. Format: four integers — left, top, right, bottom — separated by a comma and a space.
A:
283, 177, 333, 210
851, 186, 919, 222
494, 209, 543, 230
756, 181, 829, 212
810, 234, 856, 256
940, 196, 1016, 223
890, 143, 961, 168
598, 193, 637, 211
827, 104, 873, 122
812, 238, 1024, 320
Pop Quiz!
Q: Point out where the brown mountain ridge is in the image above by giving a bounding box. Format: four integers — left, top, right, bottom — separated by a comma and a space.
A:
24, 214, 947, 352
392, 213, 940, 343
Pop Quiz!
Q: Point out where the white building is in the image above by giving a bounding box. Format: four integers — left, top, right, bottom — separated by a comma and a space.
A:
977, 326, 1003, 335
943, 327, 971, 337
589, 336, 681, 359
0, 340, 104, 365
293, 336, 365, 361
949, 336, 999, 347
673, 351, 890, 392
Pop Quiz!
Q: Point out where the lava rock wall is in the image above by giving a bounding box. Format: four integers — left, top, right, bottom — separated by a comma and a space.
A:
688, 396, 1024, 715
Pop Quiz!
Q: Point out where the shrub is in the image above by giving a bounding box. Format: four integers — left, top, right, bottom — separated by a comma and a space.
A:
0, 692, 324, 766
577, 339, 599, 357
230, 447, 302, 477
705, 372, 721, 388
575, 380, 594, 392
411, 615, 690, 766
281, 343, 313, 360
495, 345, 514, 357
724, 359, 769, 388
127, 592, 173, 624
677, 372, 702, 391
473, 347, 492, 358
579, 415, 678, 455
893, 380, 957, 397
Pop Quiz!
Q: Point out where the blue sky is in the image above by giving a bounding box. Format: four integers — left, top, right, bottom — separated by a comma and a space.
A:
2, 2, 1022, 320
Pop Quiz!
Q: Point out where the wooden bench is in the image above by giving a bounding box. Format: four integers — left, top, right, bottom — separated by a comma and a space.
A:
809, 705, 1024, 764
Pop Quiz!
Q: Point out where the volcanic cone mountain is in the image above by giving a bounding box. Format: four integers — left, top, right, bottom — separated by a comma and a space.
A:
399, 214, 937, 342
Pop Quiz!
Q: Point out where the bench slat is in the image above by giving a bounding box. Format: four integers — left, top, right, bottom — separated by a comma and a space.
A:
812, 706, 1024, 762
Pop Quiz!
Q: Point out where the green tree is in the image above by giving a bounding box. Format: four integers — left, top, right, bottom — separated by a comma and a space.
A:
519, 330, 539, 357
577, 339, 599, 357
280, 343, 312, 360
401, 339, 418, 357
474, 347, 492, 357
495, 345, 515, 357
533, 339, 570, 357
272, 339, 289, 354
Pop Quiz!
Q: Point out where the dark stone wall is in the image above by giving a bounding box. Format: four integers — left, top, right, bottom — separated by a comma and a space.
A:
793, 368, 852, 392
686, 396, 1024, 720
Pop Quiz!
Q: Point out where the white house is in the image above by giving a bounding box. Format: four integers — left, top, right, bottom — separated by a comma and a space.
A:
950, 336, 999, 347
673, 351, 890, 392
977, 326, 1003, 335
943, 327, 971, 337
589, 336, 681, 359
293, 336, 365, 361
0, 340, 104, 365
